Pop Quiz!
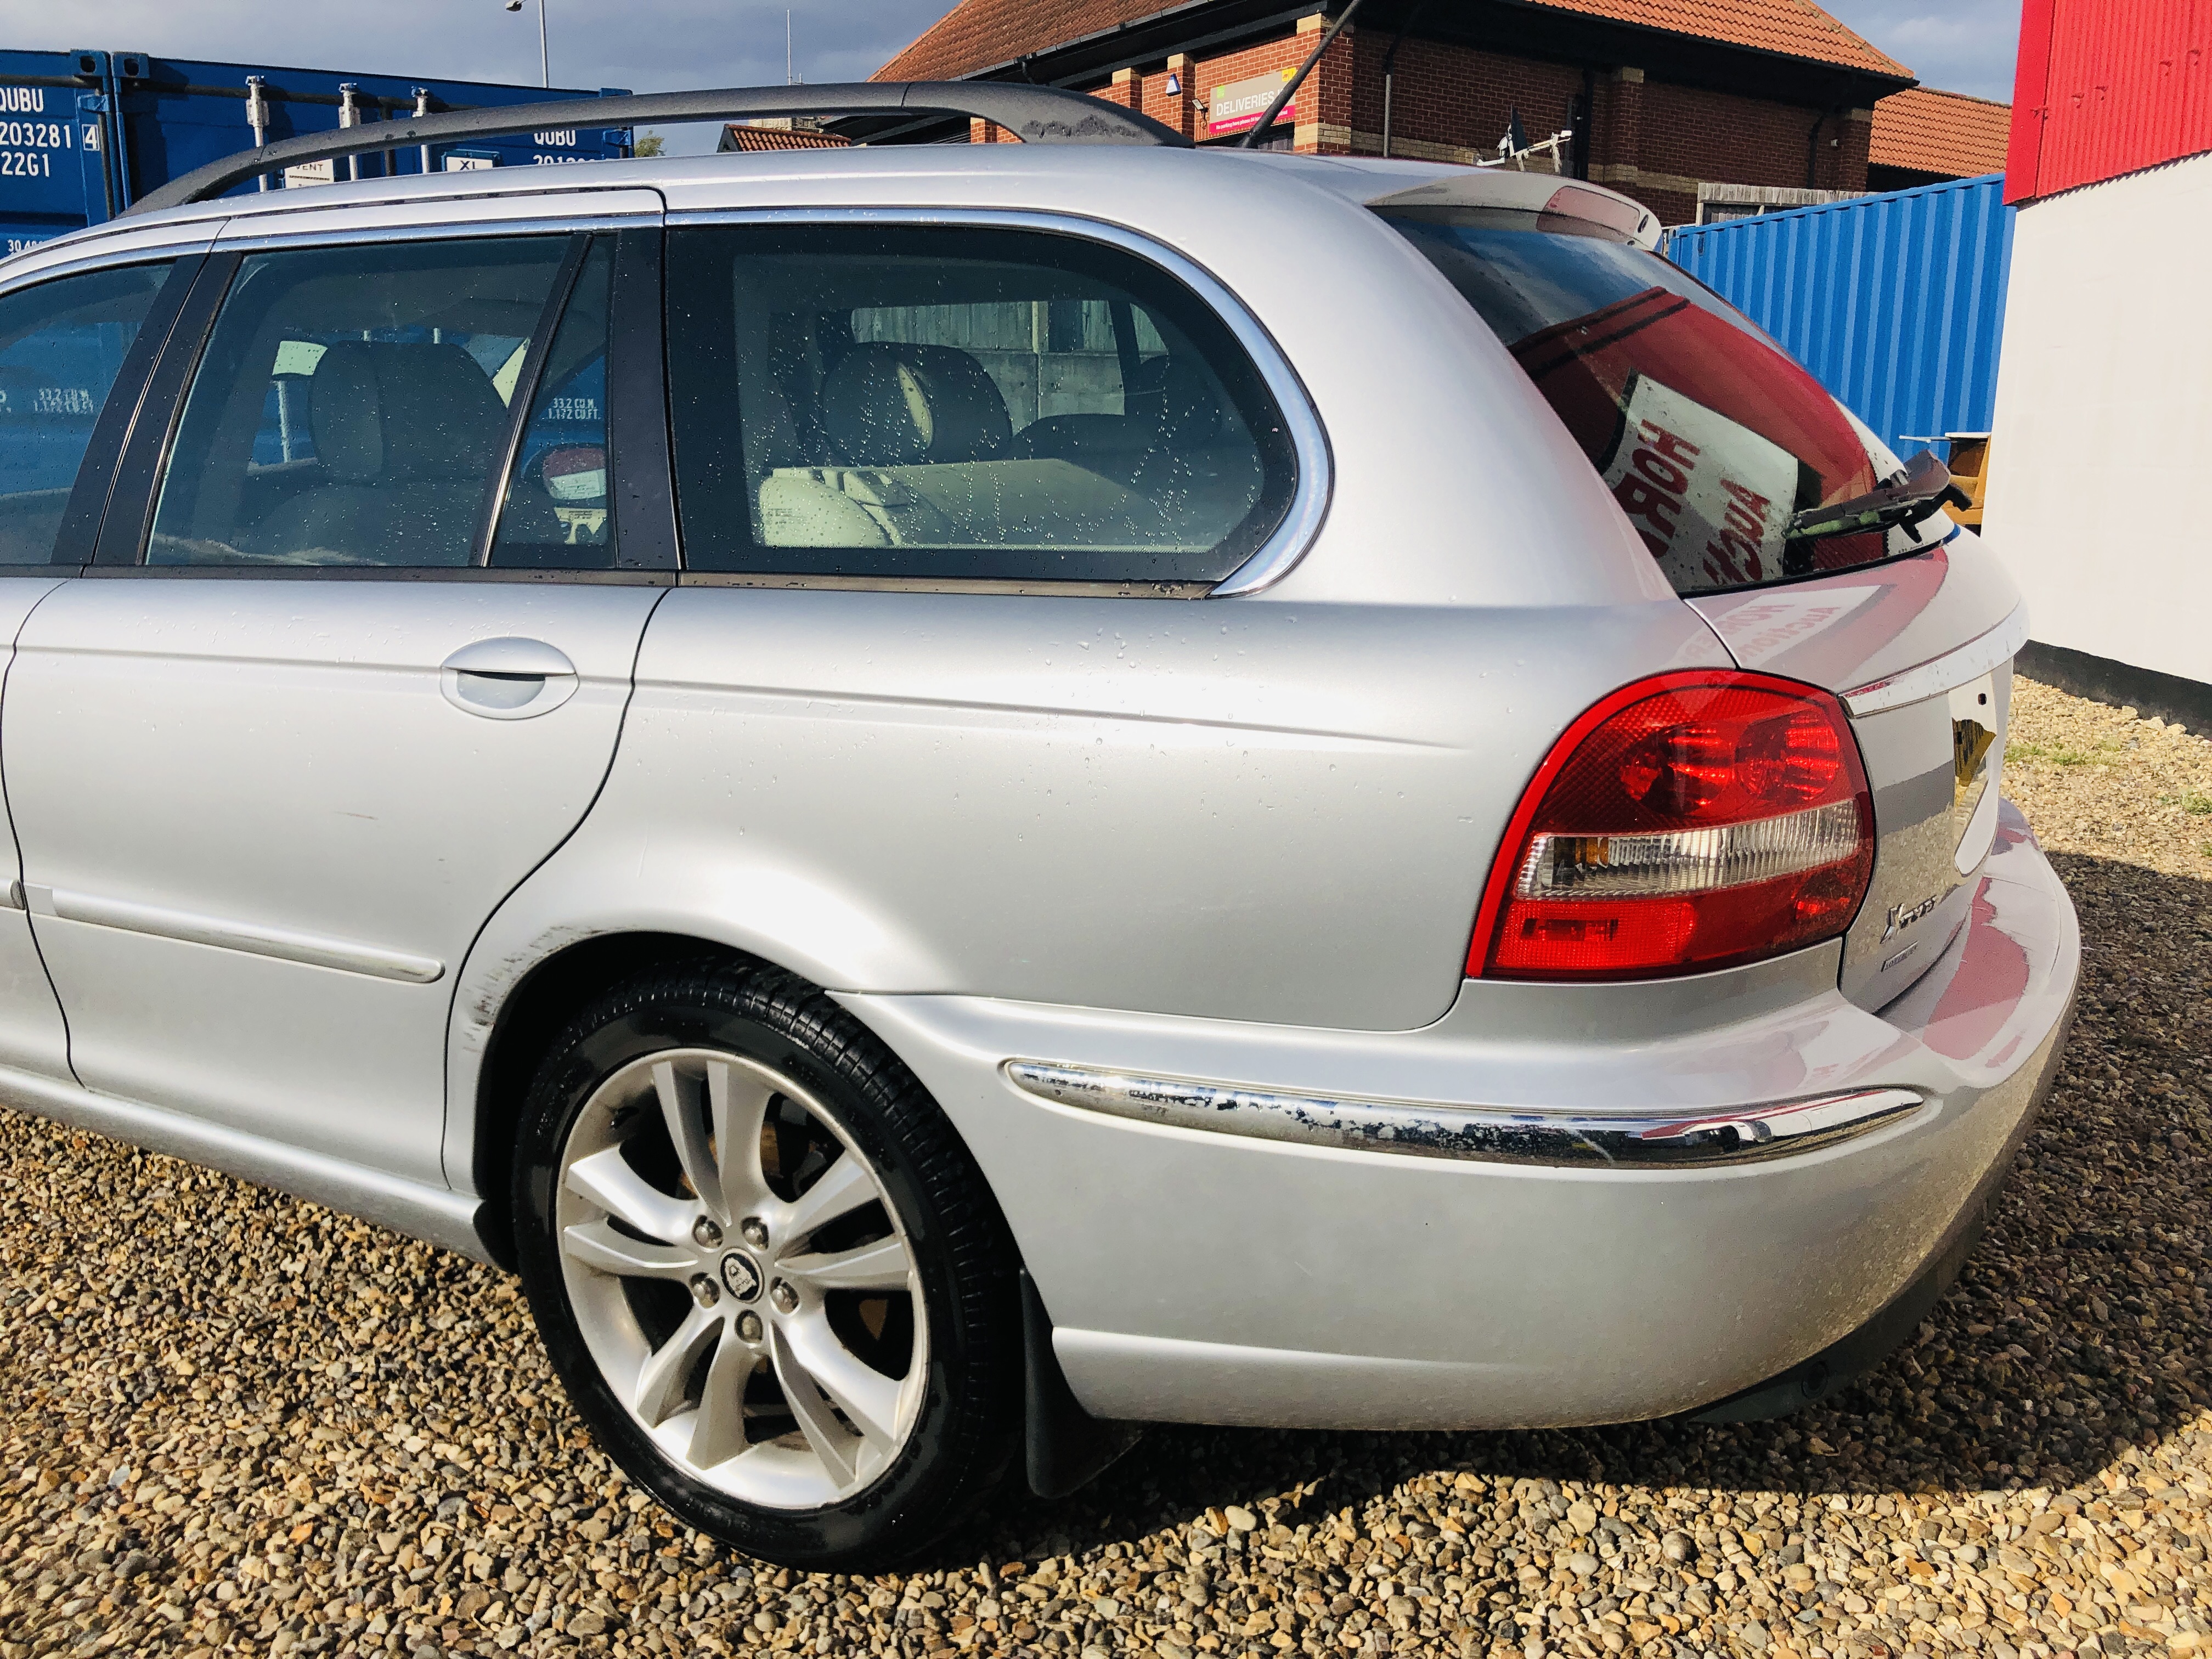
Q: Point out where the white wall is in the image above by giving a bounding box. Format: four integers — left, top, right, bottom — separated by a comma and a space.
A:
1984, 149, 2212, 686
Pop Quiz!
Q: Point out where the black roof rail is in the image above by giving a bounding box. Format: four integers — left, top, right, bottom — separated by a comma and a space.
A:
126, 81, 1192, 217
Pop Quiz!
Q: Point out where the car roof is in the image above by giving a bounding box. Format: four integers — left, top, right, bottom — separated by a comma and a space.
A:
9, 144, 1660, 277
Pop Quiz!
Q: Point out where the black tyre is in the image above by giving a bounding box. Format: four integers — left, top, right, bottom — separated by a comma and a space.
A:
511, 958, 1021, 1569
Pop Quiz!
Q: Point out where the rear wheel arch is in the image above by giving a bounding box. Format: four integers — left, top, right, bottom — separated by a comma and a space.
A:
466, 929, 1143, 1522
469, 931, 759, 1267
465, 931, 1005, 1274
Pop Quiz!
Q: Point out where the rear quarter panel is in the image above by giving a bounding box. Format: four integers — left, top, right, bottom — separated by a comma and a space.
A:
452, 592, 1729, 1048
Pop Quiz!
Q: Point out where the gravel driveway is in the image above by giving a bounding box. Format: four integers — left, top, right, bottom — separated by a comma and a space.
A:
2, 674, 2209, 1659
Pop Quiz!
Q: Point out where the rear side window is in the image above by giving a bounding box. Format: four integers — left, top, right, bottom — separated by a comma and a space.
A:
148, 237, 571, 567
1385, 205, 1899, 596
0, 262, 171, 564
666, 223, 1298, 584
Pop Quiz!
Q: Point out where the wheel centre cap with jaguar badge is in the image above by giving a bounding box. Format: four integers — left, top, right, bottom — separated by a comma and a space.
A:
719, 1251, 762, 1303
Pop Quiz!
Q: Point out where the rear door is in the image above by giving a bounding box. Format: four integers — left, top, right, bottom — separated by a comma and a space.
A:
2, 203, 676, 1185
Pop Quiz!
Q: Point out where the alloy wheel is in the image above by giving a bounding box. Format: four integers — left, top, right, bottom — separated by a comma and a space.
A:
554, 1047, 927, 1509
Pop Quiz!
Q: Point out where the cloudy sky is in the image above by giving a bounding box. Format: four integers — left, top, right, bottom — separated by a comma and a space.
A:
11, 0, 2024, 139
1824, 0, 2021, 99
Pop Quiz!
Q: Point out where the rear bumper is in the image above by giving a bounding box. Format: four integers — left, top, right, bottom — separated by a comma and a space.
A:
843, 799, 2078, 1430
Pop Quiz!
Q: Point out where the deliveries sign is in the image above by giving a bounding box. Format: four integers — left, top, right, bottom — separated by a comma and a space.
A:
1598, 373, 1799, 592
1209, 70, 1296, 138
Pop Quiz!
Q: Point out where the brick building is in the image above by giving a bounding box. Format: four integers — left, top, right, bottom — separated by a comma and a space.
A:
872, 0, 1921, 227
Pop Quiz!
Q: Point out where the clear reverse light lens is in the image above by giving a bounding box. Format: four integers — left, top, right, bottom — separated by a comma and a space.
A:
1516, 799, 1865, 900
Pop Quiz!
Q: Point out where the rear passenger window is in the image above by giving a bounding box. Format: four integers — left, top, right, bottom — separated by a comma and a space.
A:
666, 223, 1298, 584
0, 262, 171, 564
148, 237, 570, 567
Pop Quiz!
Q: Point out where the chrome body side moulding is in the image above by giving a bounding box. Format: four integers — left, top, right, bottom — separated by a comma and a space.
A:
1003, 1060, 1923, 1167
662, 206, 1334, 599
19, 885, 444, 983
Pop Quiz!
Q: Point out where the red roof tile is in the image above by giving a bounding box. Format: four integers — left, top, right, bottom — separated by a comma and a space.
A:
1528, 0, 1908, 78
1868, 86, 2011, 178
719, 124, 851, 151
878, 0, 1154, 82
876, 0, 1911, 84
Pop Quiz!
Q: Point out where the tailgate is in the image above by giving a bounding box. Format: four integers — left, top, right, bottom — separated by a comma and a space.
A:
1688, 530, 2027, 1009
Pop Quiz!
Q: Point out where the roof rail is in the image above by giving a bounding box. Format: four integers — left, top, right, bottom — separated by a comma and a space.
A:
126, 81, 1190, 216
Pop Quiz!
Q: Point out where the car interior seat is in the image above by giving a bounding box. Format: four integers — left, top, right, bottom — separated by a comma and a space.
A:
254, 340, 560, 563
821, 342, 1012, 469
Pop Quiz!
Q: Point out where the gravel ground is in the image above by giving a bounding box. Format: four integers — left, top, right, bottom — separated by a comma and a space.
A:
3, 674, 2210, 1659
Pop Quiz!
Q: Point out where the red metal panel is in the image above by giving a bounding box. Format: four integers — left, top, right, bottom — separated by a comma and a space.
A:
2012, 0, 2212, 201
2006, 0, 2056, 200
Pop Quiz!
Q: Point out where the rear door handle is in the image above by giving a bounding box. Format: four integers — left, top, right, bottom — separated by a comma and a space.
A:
439, 636, 579, 720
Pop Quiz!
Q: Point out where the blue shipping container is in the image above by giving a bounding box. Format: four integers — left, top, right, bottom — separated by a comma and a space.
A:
1662, 173, 2015, 462
0, 49, 632, 257
0, 51, 119, 249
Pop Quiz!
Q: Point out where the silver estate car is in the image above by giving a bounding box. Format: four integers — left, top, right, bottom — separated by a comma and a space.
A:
0, 84, 2076, 1568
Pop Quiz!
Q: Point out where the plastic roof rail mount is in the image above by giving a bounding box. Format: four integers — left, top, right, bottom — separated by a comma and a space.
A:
127, 82, 1191, 216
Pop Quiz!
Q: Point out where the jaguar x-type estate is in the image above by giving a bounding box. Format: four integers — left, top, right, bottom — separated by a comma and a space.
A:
0, 82, 2075, 1566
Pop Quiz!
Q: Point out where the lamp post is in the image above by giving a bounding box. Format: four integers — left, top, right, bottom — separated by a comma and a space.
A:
503, 0, 549, 88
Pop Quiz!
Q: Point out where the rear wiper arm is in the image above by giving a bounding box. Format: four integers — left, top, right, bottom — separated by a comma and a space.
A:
1785, 448, 1971, 543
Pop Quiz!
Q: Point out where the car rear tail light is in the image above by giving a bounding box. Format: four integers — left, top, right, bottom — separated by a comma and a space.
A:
1468, 671, 1874, 980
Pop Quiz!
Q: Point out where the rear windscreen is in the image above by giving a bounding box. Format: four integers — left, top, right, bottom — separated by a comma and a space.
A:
1384, 204, 1913, 596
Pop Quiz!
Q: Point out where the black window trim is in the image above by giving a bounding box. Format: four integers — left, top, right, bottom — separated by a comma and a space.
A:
605, 227, 680, 573
84, 221, 682, 582
94, 250, 243, 567
46, 253, 209, 568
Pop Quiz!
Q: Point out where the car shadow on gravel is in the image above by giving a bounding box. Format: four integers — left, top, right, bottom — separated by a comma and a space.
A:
958, 849, 2212, 1564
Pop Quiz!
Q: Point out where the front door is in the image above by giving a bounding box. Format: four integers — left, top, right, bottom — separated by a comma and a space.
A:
0, 253, 189, 1083
3, 219, 670, 1186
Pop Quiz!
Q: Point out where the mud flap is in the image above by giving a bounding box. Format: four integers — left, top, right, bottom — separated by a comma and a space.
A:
1022, 1269, 1146, 1498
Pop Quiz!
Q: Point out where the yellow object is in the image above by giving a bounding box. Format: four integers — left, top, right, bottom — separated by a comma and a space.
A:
1942, 432, 1990, 529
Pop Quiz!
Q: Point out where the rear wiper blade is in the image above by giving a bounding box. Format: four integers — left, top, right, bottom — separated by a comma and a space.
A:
1786, 448, 1971, 542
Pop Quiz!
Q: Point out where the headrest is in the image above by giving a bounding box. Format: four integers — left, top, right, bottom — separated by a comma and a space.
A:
309, 340, 510, 485
822, 342, 1011, 467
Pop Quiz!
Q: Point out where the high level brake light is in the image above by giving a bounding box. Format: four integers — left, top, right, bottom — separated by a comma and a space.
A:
1468, 672, 1874, 980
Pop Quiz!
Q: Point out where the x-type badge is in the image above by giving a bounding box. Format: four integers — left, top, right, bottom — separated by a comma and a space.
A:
1948, 670, 2002, 873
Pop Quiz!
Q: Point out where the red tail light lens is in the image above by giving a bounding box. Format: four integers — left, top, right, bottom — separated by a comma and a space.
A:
1468, 672, 1874, 980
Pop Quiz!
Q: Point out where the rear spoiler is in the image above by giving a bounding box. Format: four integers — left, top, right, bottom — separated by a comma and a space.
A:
1367, 174, 1662, 250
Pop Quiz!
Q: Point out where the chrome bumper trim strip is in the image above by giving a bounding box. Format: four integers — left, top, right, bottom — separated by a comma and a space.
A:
1003, 1060, 1923, 1168
1842, 603, 2030, 718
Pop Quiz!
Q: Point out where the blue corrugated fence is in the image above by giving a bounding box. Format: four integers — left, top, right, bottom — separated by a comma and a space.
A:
1663, 173, 2014, 460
